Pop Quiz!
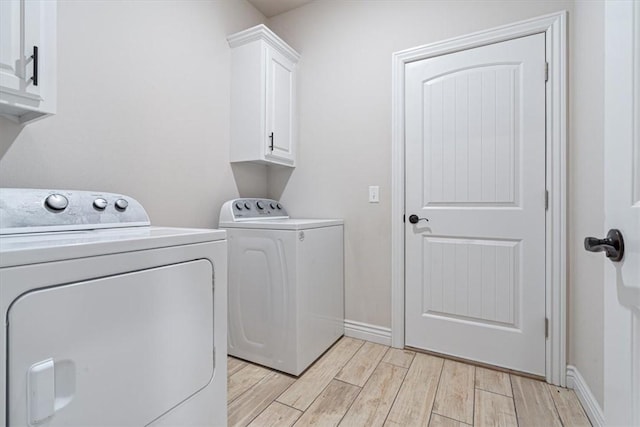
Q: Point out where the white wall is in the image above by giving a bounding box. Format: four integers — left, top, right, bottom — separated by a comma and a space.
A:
0, 0, 266, 228
267, 0, 603, 406
569, 0, 605, 407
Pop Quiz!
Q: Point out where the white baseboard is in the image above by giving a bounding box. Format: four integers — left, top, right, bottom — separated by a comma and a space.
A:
344, 319, 392, 346
566, 365, 605, 426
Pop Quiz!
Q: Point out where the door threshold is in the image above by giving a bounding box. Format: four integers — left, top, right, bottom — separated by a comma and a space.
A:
405, 346, 546, 382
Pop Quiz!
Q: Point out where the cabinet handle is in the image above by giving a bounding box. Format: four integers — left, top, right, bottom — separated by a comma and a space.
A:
269, 132, 274, 151
30, 46, 38, 86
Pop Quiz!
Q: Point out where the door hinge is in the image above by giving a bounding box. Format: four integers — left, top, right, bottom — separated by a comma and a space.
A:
545, 190, 549, 210
545, 317, 549, 338
545, 62, 549, 82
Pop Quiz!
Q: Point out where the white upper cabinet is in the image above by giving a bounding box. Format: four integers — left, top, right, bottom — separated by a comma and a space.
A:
0, 0, 56, 124
228, 25, 299, 167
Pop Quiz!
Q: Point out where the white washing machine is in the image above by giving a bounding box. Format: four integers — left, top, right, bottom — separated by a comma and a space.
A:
219, 198, 344, 376
0, 189, 227, 427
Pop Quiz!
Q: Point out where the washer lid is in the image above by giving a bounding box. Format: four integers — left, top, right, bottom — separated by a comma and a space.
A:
219, 218, 343, 230
0, 227, 226, 267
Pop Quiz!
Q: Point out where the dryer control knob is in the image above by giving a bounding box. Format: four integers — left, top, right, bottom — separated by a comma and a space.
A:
234, 202, 243, 210
115, 199, 128, 211
277, 203, 282, 209
93, 198, 108, 210
256, 201, 265, 210
244, 202, 251, 209
45, 194, 68, 211
270, 202, 276, 209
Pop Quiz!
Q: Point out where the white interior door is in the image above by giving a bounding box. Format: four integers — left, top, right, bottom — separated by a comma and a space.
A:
405, 33, 547, 375
602, 1, 640, 425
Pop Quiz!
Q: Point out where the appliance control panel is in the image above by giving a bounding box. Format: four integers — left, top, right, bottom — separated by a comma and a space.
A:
220, 198, 289, 222
0, 188, 150, 235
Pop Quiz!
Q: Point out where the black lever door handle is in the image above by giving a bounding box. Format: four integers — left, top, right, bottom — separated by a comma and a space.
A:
268, 132, 274, 151
584, 229, 624, 262
408, 214, 429, 224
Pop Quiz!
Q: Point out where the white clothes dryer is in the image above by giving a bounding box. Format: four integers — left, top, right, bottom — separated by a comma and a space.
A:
0, 189, 227, 427
219, 198, 344, 376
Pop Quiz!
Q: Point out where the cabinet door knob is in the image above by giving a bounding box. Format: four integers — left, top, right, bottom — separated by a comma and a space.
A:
30, 45, 38, 86
269, 132, 274, 151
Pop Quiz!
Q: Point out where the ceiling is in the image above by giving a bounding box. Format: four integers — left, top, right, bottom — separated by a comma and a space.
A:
247, 0, 313, 18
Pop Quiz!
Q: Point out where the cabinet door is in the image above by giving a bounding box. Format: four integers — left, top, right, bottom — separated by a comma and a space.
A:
0, 0, 41, 99
265, 47, 296, 165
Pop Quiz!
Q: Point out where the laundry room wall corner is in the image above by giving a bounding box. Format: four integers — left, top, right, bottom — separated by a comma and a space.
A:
567, 0, 605, 410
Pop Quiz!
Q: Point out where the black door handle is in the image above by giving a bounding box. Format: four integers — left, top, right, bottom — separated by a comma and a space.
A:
30, 45, 38, 86
584, 229, 624, 262
408, 214, 429, 224
269, 132, 274, 151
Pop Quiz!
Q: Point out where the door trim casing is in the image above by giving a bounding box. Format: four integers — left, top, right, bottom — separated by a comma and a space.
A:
391, 11, 568, 386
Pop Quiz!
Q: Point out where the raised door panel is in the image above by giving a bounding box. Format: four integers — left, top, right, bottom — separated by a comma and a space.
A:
8, 260, 214, 426
0, 0, 40, 98
0, 0, 25, 93
423, 65, 519, 206
22, 0, 40, 98
422, 237, 519, 327
265, 47, 295, 165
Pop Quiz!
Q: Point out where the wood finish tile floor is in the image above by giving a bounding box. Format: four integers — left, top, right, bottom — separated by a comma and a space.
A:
227, 337, 591, 427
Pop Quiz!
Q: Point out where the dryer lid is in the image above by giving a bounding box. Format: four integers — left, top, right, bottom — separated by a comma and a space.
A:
0, 227, 226, 267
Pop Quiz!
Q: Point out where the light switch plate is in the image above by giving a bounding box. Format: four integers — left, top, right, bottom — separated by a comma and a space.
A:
369, 186, 379, 203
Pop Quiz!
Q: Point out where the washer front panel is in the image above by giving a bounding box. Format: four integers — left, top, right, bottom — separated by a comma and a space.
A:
225, 225, 344, 375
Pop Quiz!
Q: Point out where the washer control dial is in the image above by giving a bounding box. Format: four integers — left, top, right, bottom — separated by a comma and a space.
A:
277, 203, 282, 209
115, 199, 129, 211
45, 194, 68, 211
256, 201, 265, 210
235, 202, 244, 210
244, 202, 251, 209
93, 198, 108, 210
